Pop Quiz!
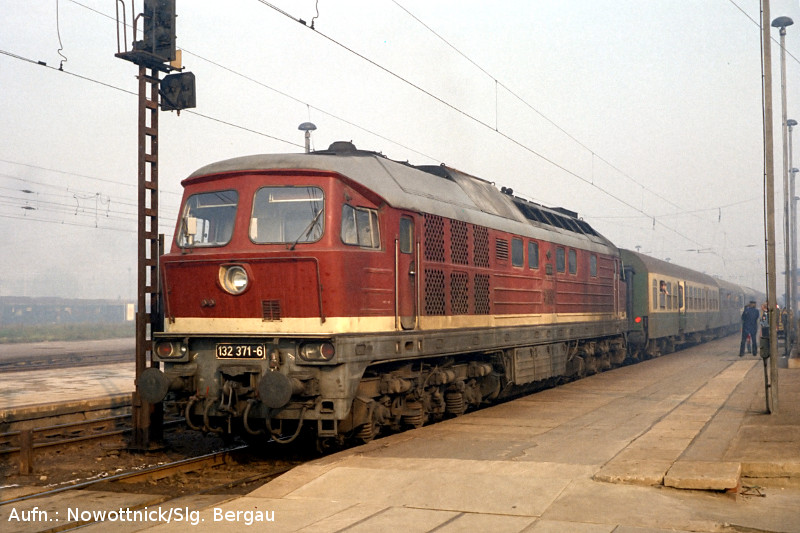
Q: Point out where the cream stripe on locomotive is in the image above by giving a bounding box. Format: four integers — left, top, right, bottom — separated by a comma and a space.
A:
166, 311, 624, 335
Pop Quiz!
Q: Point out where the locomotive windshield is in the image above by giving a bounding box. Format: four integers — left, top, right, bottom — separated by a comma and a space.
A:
250, 186, 324, 244
177, 190, 238, 248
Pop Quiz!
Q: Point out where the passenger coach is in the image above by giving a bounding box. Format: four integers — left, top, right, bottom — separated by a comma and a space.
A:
622, 249, 747, 358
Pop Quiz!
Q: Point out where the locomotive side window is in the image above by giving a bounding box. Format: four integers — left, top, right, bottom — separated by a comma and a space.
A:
250, 187, 324, 244
568, 249, 577, 274
528, 241, 539, 269
512, 238, 524, 267
178, 190, 238, 248
399, 217, 413, 254
556, 247, 565, 273
590, 255, 597, 277
342, 204, 381, 248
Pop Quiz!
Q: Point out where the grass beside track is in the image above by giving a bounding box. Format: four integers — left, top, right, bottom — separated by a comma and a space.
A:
0, 323, 134, 344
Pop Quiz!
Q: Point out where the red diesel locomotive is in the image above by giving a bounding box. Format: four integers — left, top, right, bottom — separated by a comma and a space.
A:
143, 141, 627, 447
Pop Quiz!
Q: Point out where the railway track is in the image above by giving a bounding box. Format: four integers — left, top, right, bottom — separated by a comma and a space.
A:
0, 351, 133, 373
0, 410, 183, 457
0, 397, 187, 479
1, 446, 299, 532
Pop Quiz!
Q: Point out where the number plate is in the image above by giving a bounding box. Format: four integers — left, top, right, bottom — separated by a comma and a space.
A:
215, 343, 266, 359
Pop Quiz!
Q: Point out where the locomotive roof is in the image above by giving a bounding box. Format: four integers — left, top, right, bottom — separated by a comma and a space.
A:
187, 143, 617, 253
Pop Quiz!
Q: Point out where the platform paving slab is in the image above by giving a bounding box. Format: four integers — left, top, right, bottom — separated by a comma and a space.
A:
663, 460, 742, 490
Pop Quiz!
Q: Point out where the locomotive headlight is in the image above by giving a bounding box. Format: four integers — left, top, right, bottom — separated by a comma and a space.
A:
220, 264, 249, 295
154, 340, 188, 359
299, 341, 335, 362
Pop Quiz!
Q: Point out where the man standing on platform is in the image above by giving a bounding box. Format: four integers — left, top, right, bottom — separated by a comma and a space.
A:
740, 300, 760, 356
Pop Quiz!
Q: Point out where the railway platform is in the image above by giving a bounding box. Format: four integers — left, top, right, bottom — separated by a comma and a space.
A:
140, 336, 800, 533
0, 339, 135, 428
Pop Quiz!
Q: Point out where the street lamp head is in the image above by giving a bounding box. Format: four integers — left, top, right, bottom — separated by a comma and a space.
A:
789, 119, 798, 128
298, 122, 317, 132
772, 16, 794, 29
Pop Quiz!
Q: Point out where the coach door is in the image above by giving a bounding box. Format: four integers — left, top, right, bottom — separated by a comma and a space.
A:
397, 216, 418, 329
678, 281, 687, 332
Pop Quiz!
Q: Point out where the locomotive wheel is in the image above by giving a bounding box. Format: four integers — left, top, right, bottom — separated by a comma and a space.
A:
356, 401, 381, 443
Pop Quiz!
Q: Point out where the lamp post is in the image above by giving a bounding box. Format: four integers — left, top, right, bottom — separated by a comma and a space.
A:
772, 16, 793, 357
790, 116, 797, 342
793, 166, 799, 341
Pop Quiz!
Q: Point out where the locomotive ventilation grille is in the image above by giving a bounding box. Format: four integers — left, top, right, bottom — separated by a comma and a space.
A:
495, 238, 509, 262
262, 299, 281, 321
473, 225, 490, 268
450, 220, 469, 265
474, 273, 490, 315
424, 268, 446, 315
450, 271, 469, 314
424, 214, 445, 262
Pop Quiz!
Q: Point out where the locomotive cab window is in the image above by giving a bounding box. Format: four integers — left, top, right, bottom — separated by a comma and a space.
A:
250, 187, 324, 244
178, 190, 238, 248
342, 204, 381, 248
590, 255, 597, 277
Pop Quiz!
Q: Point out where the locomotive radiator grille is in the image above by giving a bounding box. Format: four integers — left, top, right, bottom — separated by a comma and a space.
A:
474, 274, 491, 315
450, 220, 469, 265
424, 214, 445, 262
450, 271, 469, 314
473, 225, 490, 268
262, 299, 282, 321
425, 269, 446, 315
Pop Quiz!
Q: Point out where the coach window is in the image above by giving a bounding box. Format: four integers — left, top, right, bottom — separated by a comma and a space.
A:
659, 280, 667, 309
666, 282, 673, 310
568, 249, 577, 274
528, 241, 539, 269
512, 237, 524, 267
342, 204, 381, 248
652, 279, 658, 311
556, 247, 565, 273
590, 255, 597, 277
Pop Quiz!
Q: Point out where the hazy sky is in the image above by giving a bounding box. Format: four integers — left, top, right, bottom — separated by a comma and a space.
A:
1, 0, 799, 300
